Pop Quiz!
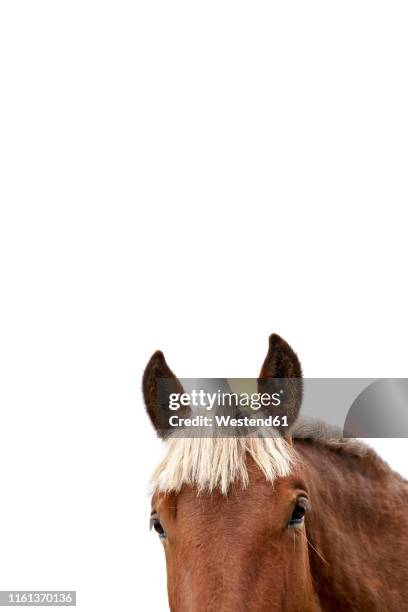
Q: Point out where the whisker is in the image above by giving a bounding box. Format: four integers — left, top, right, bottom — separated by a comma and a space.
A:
301, 530, 329, 565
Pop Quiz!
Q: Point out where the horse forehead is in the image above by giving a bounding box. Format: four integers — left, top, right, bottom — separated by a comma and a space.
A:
151, 490, 176, 514
156, 475, 300, 520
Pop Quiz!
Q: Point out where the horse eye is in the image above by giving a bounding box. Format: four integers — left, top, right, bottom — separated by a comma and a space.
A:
288, 497, 308, 527
150, 516, 166, 539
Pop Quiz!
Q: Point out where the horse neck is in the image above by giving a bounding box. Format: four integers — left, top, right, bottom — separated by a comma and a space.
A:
296, 440, 408, 611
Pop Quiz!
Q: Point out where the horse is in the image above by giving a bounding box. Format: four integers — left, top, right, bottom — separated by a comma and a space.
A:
143, 334, 408, 611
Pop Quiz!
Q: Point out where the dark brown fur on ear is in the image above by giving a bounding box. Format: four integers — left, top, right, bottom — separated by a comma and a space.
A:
142, 350, 186, 438
259, 334, 302, 379
258, 334, 303, 434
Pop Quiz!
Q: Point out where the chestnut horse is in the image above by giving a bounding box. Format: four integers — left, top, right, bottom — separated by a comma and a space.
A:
143, 334, 408, 611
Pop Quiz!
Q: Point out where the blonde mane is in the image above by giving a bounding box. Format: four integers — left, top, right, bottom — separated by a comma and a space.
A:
150, 433, 295, 495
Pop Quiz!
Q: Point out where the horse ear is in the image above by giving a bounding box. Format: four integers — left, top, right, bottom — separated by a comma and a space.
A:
258, 334, 303, 434
142, 350, 188, 438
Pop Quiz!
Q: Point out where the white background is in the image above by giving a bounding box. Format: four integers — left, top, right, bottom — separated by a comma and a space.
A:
1, 2, 407, 611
